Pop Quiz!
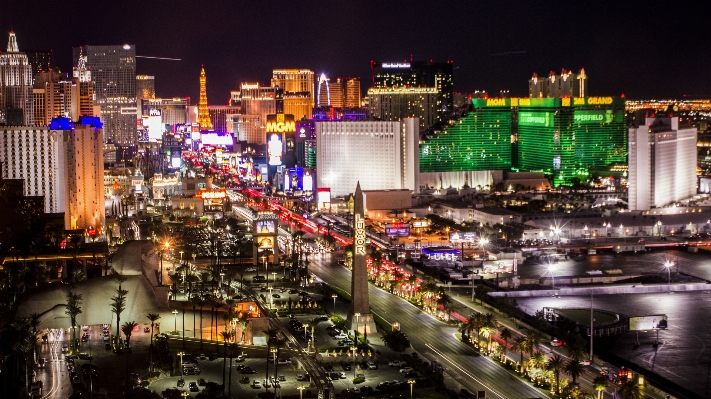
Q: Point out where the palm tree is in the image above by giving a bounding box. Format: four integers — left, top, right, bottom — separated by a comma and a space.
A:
219, 330, 232, 397
227, 343, 239, 398
305, 318, 318, 352
524, 330, 542, 359
110, 287, 128, 349
121, 321, 138, 348
530, 352, 548, 370
437, 294, 453, 319
618, 381, 641, 399
499, 328, 512, 362
565, 358, 585, 385
513, 336, 530, 373
28, 313, 41, 363
479, 324, 496, 353
593, 375, 608, 399
146, 313, 160, 372
65, 291, 83, 354
547, 354, 565, 395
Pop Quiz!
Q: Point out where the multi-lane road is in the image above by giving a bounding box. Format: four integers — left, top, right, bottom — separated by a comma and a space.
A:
306, 253, 548, 399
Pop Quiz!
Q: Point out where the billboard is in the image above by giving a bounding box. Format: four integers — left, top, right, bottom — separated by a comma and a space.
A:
317, 188, 331, 211
573, 109, 624, 125
257, 236, 274, 249
629, 315, 668, 331
256, 220, 276, 234
519, 111, 553, 127
412, 219, 429, 228
267, 133, 283, 166
450, 231, 477, 242
201, 132, 234, 146
385, 222, 410, 237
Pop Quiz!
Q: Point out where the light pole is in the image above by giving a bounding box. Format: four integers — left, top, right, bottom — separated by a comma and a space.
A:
332, 294, 337, 311
664, 260, 674, 293
408, 379, 416, 399
354, 312, 361, 342
161, 242, 170, 286
297, 385, 305, 399
178, 351, 185, 380
657, 220, 662, 237
271, 272, 277, 289
548, 264, 557, 291
351, 346, 357, 378
172, 309, 179, 333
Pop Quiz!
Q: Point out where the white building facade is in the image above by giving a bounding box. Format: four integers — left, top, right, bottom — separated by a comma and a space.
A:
0, 126, 66, 213
316, 118, 419, 197
628, 115, 697, 211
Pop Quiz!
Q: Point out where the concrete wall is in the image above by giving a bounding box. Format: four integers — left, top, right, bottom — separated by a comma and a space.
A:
489, 282, 710, 297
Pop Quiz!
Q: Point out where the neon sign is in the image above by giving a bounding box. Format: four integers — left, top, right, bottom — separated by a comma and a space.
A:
354, 214, 366, 255
266, 113, 296, 133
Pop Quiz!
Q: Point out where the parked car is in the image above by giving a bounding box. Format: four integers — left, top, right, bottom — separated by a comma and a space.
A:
252, 380, 261, 389
239, 377, 250, 384
277, 358, 291, 365
188, 382, 199, 392
388, 360, 406, 367
341, 362, 351, 371
367, 361, 378, 370
197, 378, 206, 386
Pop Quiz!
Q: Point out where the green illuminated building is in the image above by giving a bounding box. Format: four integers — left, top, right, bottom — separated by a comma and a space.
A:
516, 97, 626, 186
419, 98, 513, 172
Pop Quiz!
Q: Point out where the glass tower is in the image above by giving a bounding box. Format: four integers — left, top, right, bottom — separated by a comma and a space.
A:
419, 98, 512, 173
516, 97, 626, 186
73, 44, 136, 145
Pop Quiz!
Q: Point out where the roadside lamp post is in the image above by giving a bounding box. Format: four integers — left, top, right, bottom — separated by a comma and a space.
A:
172, 309, 179, 333
657, 220, 662, 236
351, 346, 357, 378
664, 260, 674, 293
408, 379, 416, 399
178, 351, 185, 379
354, 312, 361, 341
297, 385, 305, 399
161, 242, 170, 285
392, 322, 400, 331
271, 272, 277, 288
332, 294, 337, 311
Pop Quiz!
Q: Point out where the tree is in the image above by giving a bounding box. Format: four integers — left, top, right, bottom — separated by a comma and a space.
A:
547, 354, 565, 395
65, 291, 83, 355
220, 330, 232, 396
499, 328, 512, 362
121, 321, 138, 348
565, 358, 585, 385
147, 313, 160, 372
111, 287, 128, 349
227, 343, 239, 398
161, 388, 183, 399
618, 381, 641, 399
381, 330, 410, 352
593, 375, 608, 399
513, 336, 530, 373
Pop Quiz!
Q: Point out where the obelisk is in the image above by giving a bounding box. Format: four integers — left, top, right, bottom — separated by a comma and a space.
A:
347, 182, 378, 334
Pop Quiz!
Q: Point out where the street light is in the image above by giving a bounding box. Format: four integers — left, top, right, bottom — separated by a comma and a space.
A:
178, 351, 185, 379
160, 241, 170, 286
354, 312, 361, 341
297, 384, 305, 399
664, 260, 674, 293
172, 309, 179, 332
351, 346, 358, 378
271, 272, 277, 288
548, 264, 557, 291
408, 379, 416, 399
332, 294, 337, 311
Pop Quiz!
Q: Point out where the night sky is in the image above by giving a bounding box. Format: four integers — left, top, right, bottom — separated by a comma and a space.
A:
4, 1, 711, 103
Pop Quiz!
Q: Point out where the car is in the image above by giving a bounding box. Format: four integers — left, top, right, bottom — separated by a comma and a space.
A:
253, 275, 266, 282
360, 386, 373, 393
104, 343, 112, 350
341, 362, 351, 371
359, 361, 369, 370
278, 375, 286, 382
296, 374, 307, 381
239, 377, 250, 384
245, 267, 257, 272
399, 367, 414, 374
143, 326, 150, 333
550, 338, 564, 347
103, 335, 109, 341
71, 374, 82, 384
188, 382, 199, 392
338, 339, 354, 346
61, 344, 69, 353
404, 371, 418, 378
272, 294, 281, 298
388, 360, 406, 367
288, 289, 299, 294
579, 359, 591, 366
78, 353, 93, 360
235, 355, 245, 362
262, 379, 272, 388
241, 367, 257, 374
197, 378, 206, 386
367, 361, 378, 370
339, 372, 347, 379
81, 335, 88, 342
334, 333, 348, 340
277, 358, 291, 365
325, 364, 334, 372
316, 315, 329, 321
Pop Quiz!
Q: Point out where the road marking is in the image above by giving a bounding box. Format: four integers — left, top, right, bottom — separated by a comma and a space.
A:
426, 344, 505, 399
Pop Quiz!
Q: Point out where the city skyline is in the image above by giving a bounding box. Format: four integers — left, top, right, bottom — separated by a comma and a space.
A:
3, 1, 711, 104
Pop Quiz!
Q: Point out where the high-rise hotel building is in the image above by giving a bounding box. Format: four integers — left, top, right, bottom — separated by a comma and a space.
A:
73, 45, 136, 145
0, 31, 35, 125
316, 118, 419, 196
0, 117, 105, 230
628, 110, 697, 211
367, 87, 437, 133
271, 69, 314, 119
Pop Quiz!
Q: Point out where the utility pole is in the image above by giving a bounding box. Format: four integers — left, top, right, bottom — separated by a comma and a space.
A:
589, 292, 594, 362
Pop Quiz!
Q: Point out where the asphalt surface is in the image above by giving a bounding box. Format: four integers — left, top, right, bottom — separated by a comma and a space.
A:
307, 253, 548, 399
